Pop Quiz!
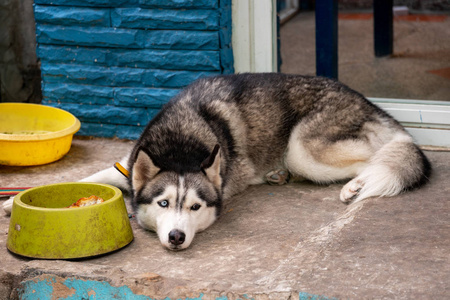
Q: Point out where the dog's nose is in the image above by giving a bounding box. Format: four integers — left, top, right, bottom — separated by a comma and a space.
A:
168, 229, 185, 246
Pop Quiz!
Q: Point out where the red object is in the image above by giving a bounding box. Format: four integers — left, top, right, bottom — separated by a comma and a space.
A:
0, 187, 32, 196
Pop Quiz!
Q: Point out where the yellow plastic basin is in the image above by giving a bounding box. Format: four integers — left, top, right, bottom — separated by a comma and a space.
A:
7, 183, 134, 259
0, 103, 81, 166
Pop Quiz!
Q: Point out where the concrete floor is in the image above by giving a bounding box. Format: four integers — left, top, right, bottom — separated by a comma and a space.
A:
1, 10, 450, 300
1, 139, 449, 299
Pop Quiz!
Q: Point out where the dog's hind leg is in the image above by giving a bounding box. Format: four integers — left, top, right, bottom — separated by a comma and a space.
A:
265, 169, 308, 185
340, 133, 431, 203
265, 169, 290, 185
284, 124, 373, 184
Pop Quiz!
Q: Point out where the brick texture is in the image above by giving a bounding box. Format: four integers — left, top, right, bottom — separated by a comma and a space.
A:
35, 0, 233, 138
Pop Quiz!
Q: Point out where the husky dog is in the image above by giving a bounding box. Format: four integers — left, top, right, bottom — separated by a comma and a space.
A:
82, 73, 431, 250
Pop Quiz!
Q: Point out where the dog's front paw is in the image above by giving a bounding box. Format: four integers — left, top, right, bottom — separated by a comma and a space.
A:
266, 169, 290, 185
340, 179, 364, 203
2, 197, 14, 216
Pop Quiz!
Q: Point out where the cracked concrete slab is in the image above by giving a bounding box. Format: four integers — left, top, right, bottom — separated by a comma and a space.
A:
1, 137, 449, 299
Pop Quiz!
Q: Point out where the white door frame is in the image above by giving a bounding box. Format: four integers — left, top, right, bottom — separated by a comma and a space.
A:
232, 0, 278, 73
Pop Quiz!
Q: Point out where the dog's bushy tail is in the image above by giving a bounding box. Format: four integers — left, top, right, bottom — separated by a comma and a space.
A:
341, 133, 431, 203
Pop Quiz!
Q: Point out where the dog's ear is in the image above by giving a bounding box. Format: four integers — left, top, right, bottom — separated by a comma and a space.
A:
201, 144, 222, 190
132, 150, 160, 192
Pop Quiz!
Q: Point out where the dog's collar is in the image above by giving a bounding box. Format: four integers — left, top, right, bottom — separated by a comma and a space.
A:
114, 162, 130, 178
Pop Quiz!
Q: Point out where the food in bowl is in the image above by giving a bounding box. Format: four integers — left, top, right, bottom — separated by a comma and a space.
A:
67, 195, 105, 208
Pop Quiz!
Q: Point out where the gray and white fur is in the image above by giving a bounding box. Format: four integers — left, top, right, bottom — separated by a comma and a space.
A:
82, 73, 431, 250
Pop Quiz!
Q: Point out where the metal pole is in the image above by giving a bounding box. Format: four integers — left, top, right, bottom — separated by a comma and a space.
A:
315, 0, 338, 79
374, 0, 393, 57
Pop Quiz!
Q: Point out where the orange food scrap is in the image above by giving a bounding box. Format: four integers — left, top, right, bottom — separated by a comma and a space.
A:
67, 195, 104, 208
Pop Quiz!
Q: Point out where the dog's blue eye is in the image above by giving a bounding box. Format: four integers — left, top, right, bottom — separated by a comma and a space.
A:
191, 203, 201, 211
158, 200, 169, 208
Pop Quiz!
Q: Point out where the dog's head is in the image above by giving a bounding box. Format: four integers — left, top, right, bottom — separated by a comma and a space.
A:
131, 146, 222, 250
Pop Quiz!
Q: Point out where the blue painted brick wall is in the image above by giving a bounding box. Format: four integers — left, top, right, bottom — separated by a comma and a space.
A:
35, 0, 233, 139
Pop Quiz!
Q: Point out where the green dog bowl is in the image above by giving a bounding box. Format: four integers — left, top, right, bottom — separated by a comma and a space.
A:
7, 183, 133, 259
